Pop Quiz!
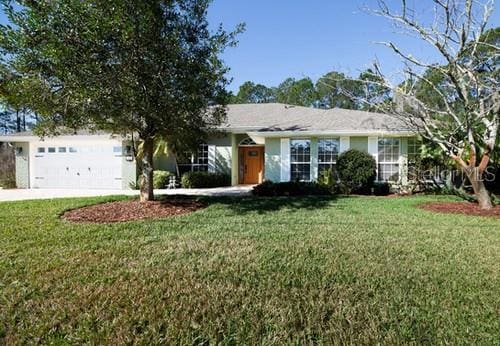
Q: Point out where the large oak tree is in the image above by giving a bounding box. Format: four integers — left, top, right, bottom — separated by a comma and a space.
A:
0, 0, 242, 201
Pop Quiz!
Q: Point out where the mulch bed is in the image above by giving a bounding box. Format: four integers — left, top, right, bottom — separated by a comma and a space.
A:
418, 201, 500, 218
63, 199, 205, 223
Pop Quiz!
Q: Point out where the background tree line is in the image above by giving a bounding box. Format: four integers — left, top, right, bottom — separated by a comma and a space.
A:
230, 68, 390, 110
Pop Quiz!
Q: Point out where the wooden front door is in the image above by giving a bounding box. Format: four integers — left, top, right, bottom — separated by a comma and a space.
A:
241, 147, 264, 184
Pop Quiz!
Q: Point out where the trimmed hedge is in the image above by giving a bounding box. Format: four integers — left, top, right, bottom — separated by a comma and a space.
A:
337, 149, 377, 194
372, 182, 391, 196
153, 170, 175, 189
181, 171, 231, 188
253, 181, 332, 197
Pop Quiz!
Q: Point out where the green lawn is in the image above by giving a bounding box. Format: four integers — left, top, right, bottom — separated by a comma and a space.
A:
0, 195, 499, 344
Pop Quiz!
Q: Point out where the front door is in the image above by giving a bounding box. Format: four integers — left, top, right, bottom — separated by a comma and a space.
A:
241, 147, 264, 184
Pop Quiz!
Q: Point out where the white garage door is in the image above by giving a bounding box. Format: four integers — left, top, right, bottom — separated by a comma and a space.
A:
33, 143, 123, 189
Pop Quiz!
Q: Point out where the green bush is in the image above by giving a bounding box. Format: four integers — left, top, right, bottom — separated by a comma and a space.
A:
318, 167, 337, 188
373, 182, 391, 196
337, 149, 377, 194
181, 171, 231, 188
252, 181, 332, 197
153, 170, 174, 189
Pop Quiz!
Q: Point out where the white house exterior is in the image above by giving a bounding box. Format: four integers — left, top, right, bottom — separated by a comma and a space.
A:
0, 103, 418, 189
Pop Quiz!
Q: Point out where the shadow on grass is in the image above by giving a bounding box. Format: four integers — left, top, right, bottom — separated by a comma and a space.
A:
194, 195, 339, 215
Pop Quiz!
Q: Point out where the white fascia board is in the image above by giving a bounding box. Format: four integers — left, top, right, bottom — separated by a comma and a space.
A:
246, 130, 416, 138
0, 134, 127, 143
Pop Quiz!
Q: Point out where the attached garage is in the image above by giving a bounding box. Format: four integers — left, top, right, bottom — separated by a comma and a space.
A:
32, 141, 124, 189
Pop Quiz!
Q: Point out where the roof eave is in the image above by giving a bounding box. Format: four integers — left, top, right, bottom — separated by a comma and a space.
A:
0, 133, 127, 143
245, 129, 417, 137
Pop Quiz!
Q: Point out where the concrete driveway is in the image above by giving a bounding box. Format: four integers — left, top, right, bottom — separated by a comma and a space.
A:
0, 185, 253, 202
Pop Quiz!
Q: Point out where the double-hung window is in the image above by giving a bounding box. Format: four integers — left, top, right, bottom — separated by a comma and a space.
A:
318, 138, 339, 179
178, 143, 209, 175
378, 138, 400, 182
290, 139, 311, 181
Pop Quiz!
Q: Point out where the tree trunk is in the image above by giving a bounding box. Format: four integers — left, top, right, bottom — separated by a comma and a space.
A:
140, 137, 154, 202
467, 167, 493, 210
173, 153, 181, 177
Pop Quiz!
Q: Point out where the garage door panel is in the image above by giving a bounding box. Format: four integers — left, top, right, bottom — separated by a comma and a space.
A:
33, 143, 124, 189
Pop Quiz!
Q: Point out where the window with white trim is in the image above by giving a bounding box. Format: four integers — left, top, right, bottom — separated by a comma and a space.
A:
178, 143, 209, 175
378, 138, 400, 182
318, 138, 339, 179
290, 139, 311, 181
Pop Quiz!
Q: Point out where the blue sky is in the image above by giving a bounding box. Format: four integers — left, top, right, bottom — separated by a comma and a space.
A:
208, 0, 499, 91
0, 1, 498, 93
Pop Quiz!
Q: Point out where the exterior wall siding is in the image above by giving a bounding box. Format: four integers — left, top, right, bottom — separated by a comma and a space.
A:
349, 136, 368, 153
121, 141, 137, 189
231, 134, 247, 185
15, 142, 29, 188
264, 138, 281, 182
154, 150, 177, 173
210, 135, 232, 175
265, 136, 413, 186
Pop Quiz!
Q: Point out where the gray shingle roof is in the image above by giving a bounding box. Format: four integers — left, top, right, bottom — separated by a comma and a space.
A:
0, 129, 113, 138
222, 103, 410, 133
1, 104, 411, 142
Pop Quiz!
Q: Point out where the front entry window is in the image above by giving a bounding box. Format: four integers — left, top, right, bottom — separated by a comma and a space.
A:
178, 143, 209, 175
290, 139, 311, 181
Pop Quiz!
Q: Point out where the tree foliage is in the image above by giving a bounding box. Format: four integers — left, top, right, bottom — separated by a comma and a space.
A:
0, 0, 242, 201
275, 77, 317, 107
232, 69, 391, 110
232, 81, 276, 104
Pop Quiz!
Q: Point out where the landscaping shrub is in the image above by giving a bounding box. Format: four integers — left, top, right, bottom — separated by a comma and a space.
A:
252, 181, 332, 196
181, 171, 231, 188
484, 165, 500, 195
372, 182, 391, 196
318, 167, 337, 187
337, 149, 377, 194
153, 170, 175, 189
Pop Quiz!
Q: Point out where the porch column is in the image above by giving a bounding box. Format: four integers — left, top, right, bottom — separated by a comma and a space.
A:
231, 134, 239, 186
368, 137, 379, 180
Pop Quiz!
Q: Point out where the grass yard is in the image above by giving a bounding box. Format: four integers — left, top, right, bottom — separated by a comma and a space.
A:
0, 195, 499, 344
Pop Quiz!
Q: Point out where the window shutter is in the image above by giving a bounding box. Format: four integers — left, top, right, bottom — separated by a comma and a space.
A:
280, 138, 290, 182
